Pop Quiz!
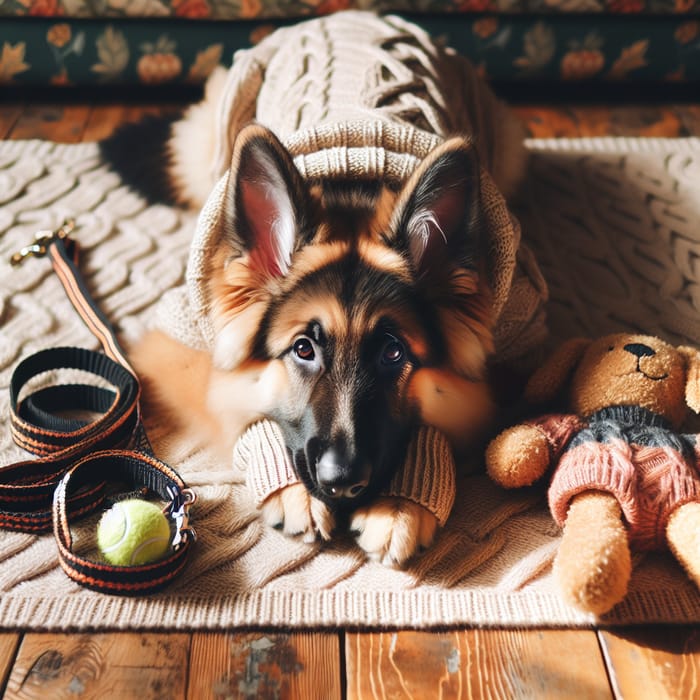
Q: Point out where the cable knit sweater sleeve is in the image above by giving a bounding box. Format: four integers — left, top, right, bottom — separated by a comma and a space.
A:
233, 419, 456, 527
232, 420, 299, 506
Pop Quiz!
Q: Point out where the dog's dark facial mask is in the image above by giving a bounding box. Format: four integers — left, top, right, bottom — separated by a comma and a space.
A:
261, 253, 428, 506
209, 124, 484, 507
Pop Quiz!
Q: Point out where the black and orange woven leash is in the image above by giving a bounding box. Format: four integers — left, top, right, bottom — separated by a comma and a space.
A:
6, 221, 196, 595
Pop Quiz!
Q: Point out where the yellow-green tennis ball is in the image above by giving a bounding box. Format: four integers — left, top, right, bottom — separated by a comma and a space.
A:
97, 499, 171, 566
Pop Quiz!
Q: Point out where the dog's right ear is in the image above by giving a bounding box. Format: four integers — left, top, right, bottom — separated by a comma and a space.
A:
389, 136, 482, 278
219, 124, 312, 278
524, 337, 591, 404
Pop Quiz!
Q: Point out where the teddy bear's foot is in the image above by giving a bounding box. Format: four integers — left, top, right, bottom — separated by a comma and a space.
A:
667, 501, 700, 587
350, 496, 437, 567
261, 483, 335, 543
553, 491, 631, 616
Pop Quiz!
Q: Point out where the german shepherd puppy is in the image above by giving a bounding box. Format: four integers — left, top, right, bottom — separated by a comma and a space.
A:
107, 14, 527, 565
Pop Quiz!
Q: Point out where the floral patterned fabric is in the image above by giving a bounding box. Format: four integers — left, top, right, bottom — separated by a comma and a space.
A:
1, 0, 698, 19
2, 0, 700, 89
2, 15, 699, 86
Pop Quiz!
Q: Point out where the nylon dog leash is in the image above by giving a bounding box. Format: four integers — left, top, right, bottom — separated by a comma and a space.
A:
6, 221, 196, 595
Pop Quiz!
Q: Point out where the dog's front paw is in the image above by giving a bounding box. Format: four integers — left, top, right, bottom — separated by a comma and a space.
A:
350, 497, 438, 567
260, 483, 335, 543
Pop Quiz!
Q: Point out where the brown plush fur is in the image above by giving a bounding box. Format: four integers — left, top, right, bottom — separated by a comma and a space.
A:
553, 491, 631, 615
486, 333, 700, 615
667, 502, 700, 588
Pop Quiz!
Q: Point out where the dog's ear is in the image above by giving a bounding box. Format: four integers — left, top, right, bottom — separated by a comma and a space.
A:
389, 137, 482, 278
524, 337, 591, 405
220, 124, 312, 278
677, 345, 700, 413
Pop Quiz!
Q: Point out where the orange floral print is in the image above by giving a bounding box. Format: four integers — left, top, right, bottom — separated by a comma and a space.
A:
316, 0, 352, 14
561, 33, 605, 80
457, 0, 494, 11
239, 0, 262, 18
50, 66, 70, 85
138, 53, 182, 84
675, 21, 699, 45
473, 17, 499, 39
608, 0, 644, 11
28, 0, 62, 16
561, 49, 605, 80
47, 23, 71, 48
173, 0, 210, 18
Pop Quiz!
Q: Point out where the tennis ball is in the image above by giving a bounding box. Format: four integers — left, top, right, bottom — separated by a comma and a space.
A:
97, 499, 171, 566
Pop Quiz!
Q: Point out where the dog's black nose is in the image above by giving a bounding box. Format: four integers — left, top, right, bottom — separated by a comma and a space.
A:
316, 449, 368, 499
624, 343, 655, 359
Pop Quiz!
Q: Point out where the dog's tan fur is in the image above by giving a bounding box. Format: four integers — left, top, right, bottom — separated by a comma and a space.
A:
131, 38, 527, 565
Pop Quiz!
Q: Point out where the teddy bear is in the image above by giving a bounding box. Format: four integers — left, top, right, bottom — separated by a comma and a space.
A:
485, 333, 700, 615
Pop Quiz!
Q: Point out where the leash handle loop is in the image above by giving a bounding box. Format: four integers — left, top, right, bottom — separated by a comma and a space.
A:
5, 223, 195, 595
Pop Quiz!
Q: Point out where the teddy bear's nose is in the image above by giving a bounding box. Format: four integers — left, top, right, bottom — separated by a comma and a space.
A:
623, 342, 655, 358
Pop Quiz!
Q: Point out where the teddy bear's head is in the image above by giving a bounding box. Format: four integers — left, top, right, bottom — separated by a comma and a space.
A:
525, 333, 700, 427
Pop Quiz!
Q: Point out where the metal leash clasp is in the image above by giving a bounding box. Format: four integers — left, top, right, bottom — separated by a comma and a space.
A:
166, 487, 198, 549
10, 218, 76, 266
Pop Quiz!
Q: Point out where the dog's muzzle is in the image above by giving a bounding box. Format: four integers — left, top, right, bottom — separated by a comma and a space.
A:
316, 448, 369, 499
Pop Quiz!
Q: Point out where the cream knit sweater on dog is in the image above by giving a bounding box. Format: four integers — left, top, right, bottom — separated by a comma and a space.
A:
157, 12, 548, 526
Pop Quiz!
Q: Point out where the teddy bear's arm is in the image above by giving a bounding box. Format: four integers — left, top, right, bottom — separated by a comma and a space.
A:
486, 413, 584, 489
529, 413, 585, 458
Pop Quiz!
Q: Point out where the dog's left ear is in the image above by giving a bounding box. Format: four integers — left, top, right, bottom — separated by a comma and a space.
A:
220, 124, 313, 278
389, 137, 482, 277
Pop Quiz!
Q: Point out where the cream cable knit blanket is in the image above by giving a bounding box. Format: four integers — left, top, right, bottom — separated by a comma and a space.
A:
2, 138, 700, 630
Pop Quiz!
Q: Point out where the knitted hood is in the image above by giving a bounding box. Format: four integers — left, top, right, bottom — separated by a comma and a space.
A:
156, 12, 547, 366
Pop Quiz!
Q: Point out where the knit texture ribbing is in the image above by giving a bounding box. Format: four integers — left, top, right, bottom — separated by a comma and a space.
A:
546, 408, 700, 550
234, 420, 455, 527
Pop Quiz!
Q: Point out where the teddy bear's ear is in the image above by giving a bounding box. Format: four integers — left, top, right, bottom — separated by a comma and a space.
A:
677, 345, 700, 413
524, 337, 591, 405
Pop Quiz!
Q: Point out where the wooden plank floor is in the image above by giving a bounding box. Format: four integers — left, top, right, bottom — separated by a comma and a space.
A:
2, 96, 700, 699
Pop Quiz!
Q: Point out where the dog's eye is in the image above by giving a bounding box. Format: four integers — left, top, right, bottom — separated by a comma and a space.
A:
380, 337, 405, 366
293, 337, 315, 361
